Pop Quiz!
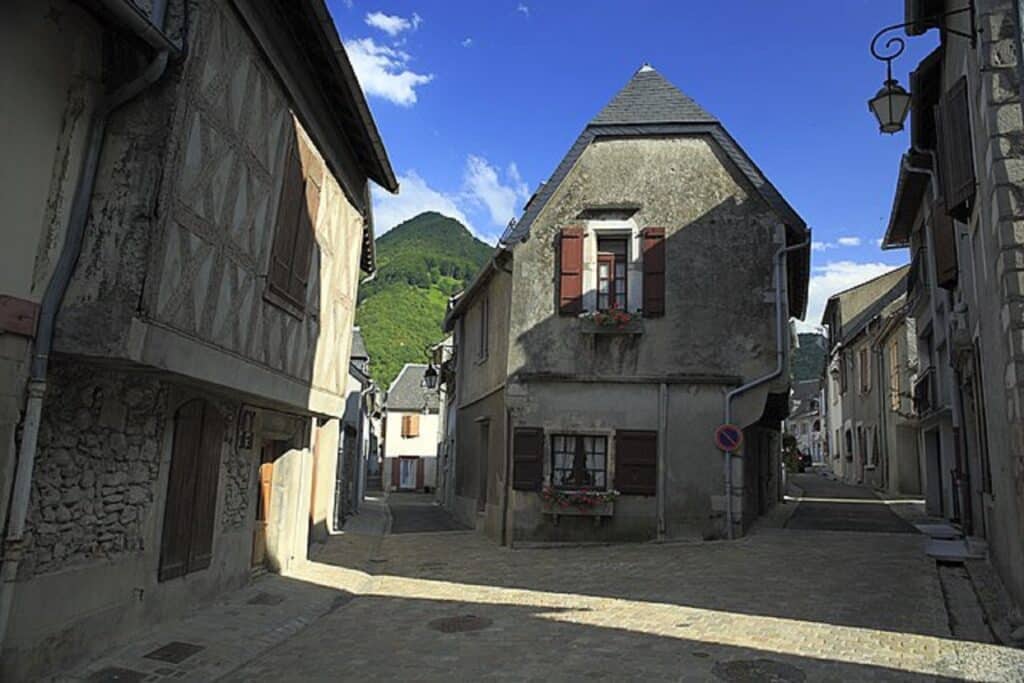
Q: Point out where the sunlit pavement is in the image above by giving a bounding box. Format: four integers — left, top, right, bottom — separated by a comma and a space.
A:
222, 522, 1024, 682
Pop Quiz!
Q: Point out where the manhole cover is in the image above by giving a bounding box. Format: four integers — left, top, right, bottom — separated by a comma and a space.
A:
143, 641, 205, 664
428, 614, 492, 633
712, 659, 806, 683
86, 667, 148, 683
247, 591, 285, 606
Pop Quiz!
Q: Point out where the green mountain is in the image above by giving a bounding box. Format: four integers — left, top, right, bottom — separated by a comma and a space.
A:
792, 332, 827, 382
356, 212, 493, 387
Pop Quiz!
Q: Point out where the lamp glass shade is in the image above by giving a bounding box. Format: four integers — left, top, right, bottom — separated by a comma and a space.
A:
421, 364, 438, 389
868, 80, 911, 134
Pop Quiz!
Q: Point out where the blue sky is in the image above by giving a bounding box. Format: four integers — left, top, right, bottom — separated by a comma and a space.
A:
327, 1, 938, 327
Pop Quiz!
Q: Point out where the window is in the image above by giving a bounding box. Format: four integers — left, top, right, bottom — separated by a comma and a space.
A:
597, 237, 628, 310
551, 434, 607, 490
159, 399, 224, 581
268, 136, 322, 311
858, 348, 871, 393
889, 339, 901, 411
400, 414, 420, 438
477, 297, 489, 361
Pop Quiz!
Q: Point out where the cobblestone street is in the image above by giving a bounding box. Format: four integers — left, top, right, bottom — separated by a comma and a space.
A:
66, 488, 1024, 682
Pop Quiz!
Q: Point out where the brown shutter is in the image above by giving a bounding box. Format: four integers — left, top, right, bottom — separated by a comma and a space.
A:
159, 400, 203, 582
642, 228, 666, 317
931, 197, 958, 290
408, 414, 420, 437
416, 457, 425, 490
558, 226, 584, 314
269, 144, 304, 299
937, 76, 975, 221
187, 403, 224, 572
512, 427, 544, 491
288, 178, 319, 304
401, 415, 410, 437
615, 430, 657, 495
391, 459, 400, 488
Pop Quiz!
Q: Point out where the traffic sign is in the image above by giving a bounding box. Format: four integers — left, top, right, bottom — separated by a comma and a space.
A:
715, 424, 743, 452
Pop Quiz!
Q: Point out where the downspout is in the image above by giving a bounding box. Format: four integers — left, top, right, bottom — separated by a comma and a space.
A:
656, 382, 667, 540
723, 228, 811, 540
0, 0, 183, 650
501, 406, 512, 547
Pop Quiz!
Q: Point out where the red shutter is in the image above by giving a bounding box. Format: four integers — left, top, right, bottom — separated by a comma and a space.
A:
937, 76, 975, 221
512, 427, 544, 491
187, 403, 224, 572
159, 400, 203, 581
558, 226, 584, 315
642, 227, 666, 317
931, 198, 958, 290
615, 430, 657, 495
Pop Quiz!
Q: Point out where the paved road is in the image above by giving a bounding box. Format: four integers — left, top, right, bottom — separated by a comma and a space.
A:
388, 492, 469, 534
786, 472, 918, 533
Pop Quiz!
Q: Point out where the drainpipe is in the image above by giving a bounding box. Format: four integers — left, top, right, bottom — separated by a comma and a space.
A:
656, 383, 667, 540
501, 406, 512, 547
0, 0, 183, 650
723, 228, 811, 540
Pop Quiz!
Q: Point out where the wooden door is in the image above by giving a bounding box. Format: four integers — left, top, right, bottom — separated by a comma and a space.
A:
252, 443, 276, 567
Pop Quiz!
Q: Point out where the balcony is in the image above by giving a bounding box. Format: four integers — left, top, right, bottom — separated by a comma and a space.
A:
913, 367, 936, 416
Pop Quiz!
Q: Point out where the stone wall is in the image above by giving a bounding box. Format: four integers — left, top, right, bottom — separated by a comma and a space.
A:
21, 362, 166, 578
221, 438, 251, 531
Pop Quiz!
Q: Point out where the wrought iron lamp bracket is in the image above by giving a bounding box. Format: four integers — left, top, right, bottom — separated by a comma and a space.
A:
870, 3, 977, 82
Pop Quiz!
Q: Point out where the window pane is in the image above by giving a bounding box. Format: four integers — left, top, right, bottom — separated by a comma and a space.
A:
598, 293, 609, 309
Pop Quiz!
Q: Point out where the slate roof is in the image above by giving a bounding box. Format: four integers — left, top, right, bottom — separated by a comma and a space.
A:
499, 65, 809, 318
839, 270, 909, 345
591, 66, 718, 126
350, 327, 368, 360
385, 364, 440, 413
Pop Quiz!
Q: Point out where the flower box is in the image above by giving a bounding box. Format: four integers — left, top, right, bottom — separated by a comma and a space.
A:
542, 499, 615, 517
540, 487, 617, 518
578, 309, 643, 335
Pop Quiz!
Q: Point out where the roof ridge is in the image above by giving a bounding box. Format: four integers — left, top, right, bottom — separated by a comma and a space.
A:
590, 67, 717, 127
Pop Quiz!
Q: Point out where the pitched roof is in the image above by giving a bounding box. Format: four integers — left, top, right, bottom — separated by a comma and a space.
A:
384, 364, 439, 413
590, 66, 718, 126
350, 327, 368, 360
499, 65, 809, 318
836, 269, 909, 345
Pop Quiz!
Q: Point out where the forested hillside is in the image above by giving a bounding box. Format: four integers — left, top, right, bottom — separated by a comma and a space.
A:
356, 212, 492, 386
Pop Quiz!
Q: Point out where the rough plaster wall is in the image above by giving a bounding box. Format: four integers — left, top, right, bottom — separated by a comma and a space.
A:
221, 434, 251, 531
21, 363, 167, 578
508, 136, 779, 382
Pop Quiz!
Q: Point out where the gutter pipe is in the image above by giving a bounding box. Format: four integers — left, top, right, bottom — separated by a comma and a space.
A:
723, 228, 810, 540
0, 0, 183, 651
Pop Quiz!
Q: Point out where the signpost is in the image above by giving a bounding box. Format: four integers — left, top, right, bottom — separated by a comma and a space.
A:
714, 424, 743, 453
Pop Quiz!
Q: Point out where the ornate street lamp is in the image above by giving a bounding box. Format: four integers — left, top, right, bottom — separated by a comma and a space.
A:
868, 4, 976, 134
421, 363, 438, 390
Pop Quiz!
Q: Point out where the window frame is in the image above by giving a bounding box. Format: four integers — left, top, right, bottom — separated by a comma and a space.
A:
582, 219, 641, 314
596, 237, 628, 311
550, 433, 609, 491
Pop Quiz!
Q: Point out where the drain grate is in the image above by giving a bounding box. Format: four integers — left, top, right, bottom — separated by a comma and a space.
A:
712, 658, 806, 682
142, 641, 205, 664
247, 591, 285, 606
428, 614, 492, 633
86, 667, 149, 683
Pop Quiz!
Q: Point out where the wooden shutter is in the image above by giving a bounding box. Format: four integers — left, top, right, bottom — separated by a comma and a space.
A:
512, 427, 544, 491
558, 226, 584, 314
287, 178, 319, 304
642, 228, 666, 317
416, 457, 425, 490
391, 459, 400, 488
937, 76, 975, 221
269, 144, 304, 301
408, 414, 420, 437
615, 430, 657, 495
931, 197, 959, 290
187, 404, 224, 573
401, 415, 410, 437
159, 400, 203, 581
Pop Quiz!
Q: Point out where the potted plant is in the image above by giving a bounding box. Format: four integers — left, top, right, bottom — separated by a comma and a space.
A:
578, 307, 643, 334
540, 485, 618, 517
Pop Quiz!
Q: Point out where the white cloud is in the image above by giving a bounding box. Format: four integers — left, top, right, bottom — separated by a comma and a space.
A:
811, 241, 831, 252
342, 0, 353, 8
802, 261, 900, 329
345, 37, 433, 106
463, 155, 530, 227
461, 37, 474, 48
812, 236, 865, 251
373, 170, 475, 236
364, 11, 422, 36
516, 3, 530, 16
836, 236, 862, 247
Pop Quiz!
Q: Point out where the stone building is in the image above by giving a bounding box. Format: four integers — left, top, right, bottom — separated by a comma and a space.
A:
0, 1, 395, 678
877, 0, 1024, 610
442, 66, 810, 543
785, 333, 827, 463
822, 267, 910, 486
